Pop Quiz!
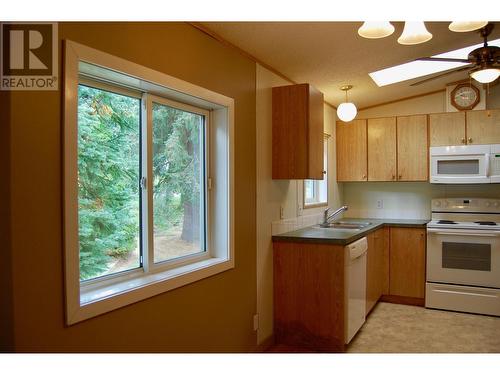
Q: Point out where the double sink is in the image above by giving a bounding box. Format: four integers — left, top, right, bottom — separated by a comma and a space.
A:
313, 221, 372, 231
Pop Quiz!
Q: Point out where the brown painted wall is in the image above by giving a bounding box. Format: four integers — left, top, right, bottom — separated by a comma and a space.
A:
6, 22, 256, 352
0, 89, 13, 352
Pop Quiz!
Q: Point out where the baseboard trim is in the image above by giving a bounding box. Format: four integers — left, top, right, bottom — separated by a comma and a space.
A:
380, 295, 425, 307
255, 334, 275, 353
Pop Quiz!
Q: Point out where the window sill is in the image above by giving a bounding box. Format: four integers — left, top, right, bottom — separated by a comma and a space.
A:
69, 256, 233, 325
304, 202, 328, 209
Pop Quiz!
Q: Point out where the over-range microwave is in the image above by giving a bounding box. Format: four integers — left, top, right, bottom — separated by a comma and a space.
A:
430, 144, 500, 184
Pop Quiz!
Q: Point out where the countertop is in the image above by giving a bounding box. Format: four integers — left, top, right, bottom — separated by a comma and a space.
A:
272, 218, 429, 246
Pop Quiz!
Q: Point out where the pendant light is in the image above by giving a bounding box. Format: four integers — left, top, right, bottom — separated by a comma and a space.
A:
449, 21, 488, 32
337, 85, 357, 122
397, 22, 433, 45
358, 22, 395, 39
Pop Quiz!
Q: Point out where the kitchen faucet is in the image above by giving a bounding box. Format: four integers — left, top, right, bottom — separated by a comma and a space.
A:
320, 205, 348, 227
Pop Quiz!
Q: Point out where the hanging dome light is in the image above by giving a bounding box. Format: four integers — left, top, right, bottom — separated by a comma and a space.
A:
397, 22, 433, 45
337, 85, 357, 122
449, 21, 488, 32
470, 66, 500, 84
358, 22, 395, 39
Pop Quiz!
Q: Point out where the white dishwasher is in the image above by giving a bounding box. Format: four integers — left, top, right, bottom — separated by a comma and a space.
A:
344, 237, 368, 344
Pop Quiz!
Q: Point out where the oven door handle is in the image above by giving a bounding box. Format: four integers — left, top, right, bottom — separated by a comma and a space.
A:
427, 228, 500, 237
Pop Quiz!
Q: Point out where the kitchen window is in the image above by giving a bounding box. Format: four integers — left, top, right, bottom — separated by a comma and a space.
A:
64, 41, 234, 324
303, 134, 329, 208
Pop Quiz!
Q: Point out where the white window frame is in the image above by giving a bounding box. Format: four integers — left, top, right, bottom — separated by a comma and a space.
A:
64, 40, 234, 325
303, 134, 329, 209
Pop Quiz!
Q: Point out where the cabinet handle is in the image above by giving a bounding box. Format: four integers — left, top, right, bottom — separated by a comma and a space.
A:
322, 170, 326, 175
468, 137, 473, 144
362, 174, 367, 180
461, 138, 466, 144
398, 174, 402, 180
392, 174, 395, 180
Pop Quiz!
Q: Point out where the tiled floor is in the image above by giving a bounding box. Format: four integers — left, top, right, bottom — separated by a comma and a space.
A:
347, 302, 500, 353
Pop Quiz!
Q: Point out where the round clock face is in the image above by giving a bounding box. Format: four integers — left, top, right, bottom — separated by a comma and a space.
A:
451, 84, 480, 110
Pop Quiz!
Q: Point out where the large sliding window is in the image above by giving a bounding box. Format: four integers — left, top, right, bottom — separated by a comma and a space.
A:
77, 84, 210, 282
64, 41, 234, 324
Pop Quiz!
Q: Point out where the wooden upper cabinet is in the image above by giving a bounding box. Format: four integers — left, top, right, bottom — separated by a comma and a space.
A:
389, 227, 426, 299
397, 115, 428, 181
429, 112, 466, 146
368, 117, 397, 181
336, 119, 367, 181
272, 83, 324, 179
466, 109, 500, 145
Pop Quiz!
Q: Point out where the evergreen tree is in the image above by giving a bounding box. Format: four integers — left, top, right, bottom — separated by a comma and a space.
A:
77, 85, 140, 280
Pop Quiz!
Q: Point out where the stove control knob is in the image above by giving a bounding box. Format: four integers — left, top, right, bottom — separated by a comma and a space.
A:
434, 201, 441, 207
485, 201, 491, 207
493, 202, 499, 208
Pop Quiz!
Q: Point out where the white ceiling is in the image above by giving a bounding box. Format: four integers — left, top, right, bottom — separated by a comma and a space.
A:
201, 22, 500, 109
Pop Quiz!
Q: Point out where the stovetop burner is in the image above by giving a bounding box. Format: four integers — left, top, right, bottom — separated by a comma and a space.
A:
437, 220, 457, 224
474, 221, 498, 226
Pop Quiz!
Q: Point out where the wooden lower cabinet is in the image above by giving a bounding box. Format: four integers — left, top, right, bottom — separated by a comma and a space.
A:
273, 226, 426, 352
389, 227, 426, 299
365, 228, 389, 314
273, 241, 346, 352
366, 226, 426, 313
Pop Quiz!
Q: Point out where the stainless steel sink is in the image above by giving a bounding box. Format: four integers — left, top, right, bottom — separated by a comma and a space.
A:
315, 221, 372, 230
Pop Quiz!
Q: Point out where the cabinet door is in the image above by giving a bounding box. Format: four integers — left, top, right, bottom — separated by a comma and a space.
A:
389, 228, 426, 298
378, 227, 390, 295
307, 85, 326, 178
368, 117, 397, 181
365, 232, 379, 315
429, 112, 465, 146
466, 109, 500, 145
336, 119, 367, 181
366, 228, 388, 315
272, 83, 324, 179
397, 115, 428, 181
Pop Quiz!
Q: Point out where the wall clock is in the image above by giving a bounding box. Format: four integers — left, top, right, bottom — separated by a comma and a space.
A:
450, 83, 480, 111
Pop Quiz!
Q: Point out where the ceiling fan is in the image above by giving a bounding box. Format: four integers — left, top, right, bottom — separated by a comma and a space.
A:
411, 23, 500, 86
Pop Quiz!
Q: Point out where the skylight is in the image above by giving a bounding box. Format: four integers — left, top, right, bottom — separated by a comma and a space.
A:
369, 38, 500, 87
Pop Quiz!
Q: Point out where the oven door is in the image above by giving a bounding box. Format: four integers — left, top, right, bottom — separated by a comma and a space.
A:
430, 154, 489, 184
427, 228, 500, 288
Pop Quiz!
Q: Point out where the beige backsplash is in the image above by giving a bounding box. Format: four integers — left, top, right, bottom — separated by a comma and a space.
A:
342, 182, 500, 220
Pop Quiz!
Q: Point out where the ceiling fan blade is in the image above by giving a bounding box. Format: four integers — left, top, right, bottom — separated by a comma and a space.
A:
416, 57, 471, 63
410, 66, 471, 86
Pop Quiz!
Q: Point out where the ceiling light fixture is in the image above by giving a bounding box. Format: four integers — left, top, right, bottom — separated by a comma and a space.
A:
449, 21, 488, 32
397, 22, 433, 45
470, 66, 500, 83
337, 85, 357, 122
358, 22, 395, 39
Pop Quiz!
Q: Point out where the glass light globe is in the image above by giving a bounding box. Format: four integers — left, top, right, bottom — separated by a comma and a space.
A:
337, 102, 357, 122
358, 22, 395, 39
449, 21, 488, 32
398, 22, 432, 45
470, 68, 500, 84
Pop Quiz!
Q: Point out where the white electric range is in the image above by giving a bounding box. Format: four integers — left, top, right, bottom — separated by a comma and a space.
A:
426, 198, 500, 317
